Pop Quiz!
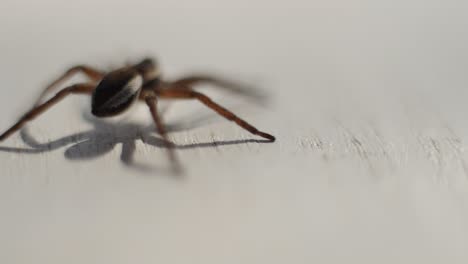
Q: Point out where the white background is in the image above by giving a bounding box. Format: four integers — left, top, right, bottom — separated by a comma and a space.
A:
1, 0, 468, 263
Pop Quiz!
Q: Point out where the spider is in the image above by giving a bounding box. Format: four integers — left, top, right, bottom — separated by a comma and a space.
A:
0, 58, 275, 167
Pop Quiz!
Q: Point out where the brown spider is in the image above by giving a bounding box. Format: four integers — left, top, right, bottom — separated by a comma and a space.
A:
0, 58, 275, 167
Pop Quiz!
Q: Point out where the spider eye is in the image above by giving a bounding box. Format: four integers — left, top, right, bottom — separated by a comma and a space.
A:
91, 70, 143, 117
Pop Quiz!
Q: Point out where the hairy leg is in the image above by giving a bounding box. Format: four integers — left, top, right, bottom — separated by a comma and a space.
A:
145, 96, 182, 172
36, 65, 103, 105
169, 75, 264, 100
0, 83, 96, 141
158, 89, 275, 141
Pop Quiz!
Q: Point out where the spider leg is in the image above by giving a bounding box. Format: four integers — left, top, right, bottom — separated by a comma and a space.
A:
0, 83, 96, 141
35, 65, 103, 105
157, 89, 275, 141
169, 75, 265, 100
144, 96, 181, 172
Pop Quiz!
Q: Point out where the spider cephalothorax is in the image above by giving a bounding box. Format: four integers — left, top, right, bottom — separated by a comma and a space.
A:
0, 57, 275, 169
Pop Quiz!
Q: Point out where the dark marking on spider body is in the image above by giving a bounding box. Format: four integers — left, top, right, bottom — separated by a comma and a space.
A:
91, 68, 143, 117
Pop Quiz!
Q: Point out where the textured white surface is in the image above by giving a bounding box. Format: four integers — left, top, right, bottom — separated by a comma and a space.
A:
1, 0, 468, 263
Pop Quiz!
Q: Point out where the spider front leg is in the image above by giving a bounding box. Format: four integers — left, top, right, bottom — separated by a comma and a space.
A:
144, 95, 181, 172
36, 65, 103, 105
158, 89, 275, 141
169, 75, 264, 100
0, 83, 96, 141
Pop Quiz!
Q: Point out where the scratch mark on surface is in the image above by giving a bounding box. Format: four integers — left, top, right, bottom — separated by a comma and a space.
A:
335, 121, 377, 178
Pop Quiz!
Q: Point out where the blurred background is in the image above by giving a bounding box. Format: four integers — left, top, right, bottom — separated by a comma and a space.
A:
1, 0, 468, 263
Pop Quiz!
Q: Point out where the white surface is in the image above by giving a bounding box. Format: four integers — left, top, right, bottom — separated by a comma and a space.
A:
1, 1, 468, 263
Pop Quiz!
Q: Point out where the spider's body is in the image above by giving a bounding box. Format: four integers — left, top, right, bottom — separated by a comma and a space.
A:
0, 57, 275, 169
91, 68, 144, 117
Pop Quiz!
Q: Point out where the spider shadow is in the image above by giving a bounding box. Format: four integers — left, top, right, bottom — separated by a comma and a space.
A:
0, 110, 272, 176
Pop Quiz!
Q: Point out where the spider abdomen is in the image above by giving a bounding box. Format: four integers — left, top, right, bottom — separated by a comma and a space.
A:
91, 68, 143, 117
